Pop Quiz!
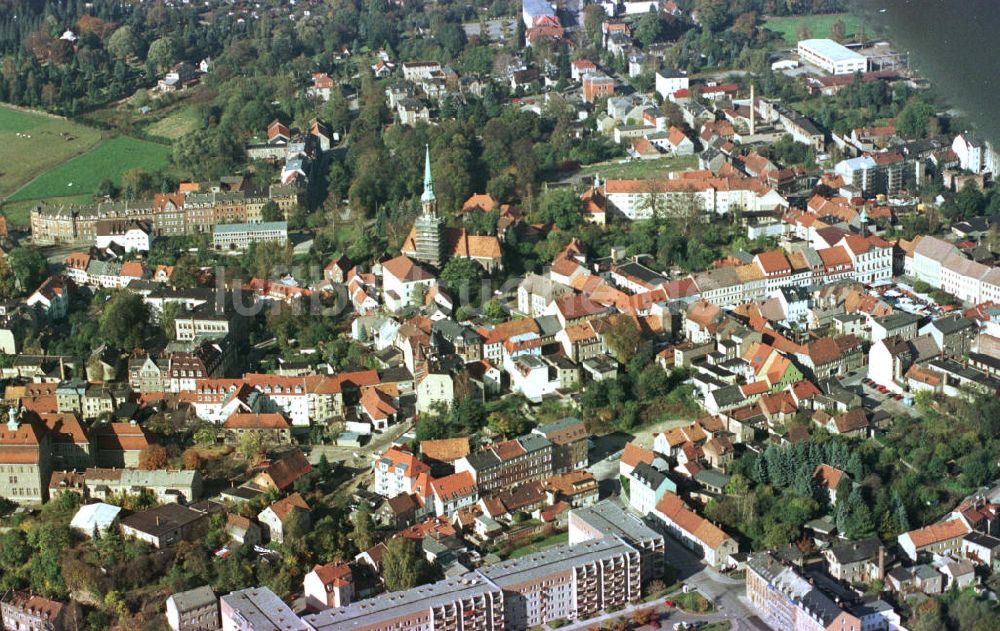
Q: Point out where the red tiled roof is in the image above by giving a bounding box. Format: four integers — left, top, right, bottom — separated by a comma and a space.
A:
430, 471, 476, 501
813, 464, 845, 490
311, 561, 352, 587
94, 422, 149, 452
223, 413, 290, 430
382, 255, 435, 283
655, 492, 732, 549
259, 450, 313, 491
755, 251, 791, 274
419, 438, 470, 463
621, 442, 655, 468
906, 518, 970, 548
268, 491, 309, 520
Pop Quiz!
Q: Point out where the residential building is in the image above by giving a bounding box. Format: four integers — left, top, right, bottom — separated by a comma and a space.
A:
532, 417, 588, 473
582, 73, 615, 103
212, 221, 288, 251
382, 255, 437, 312
304, 561, 354, 610
91, 422, 149, 468
545, 470, 599, 508
374, 448, 431, 498
220, 587, 306, 631
626, 462, 675, 514
84, 468, 202, 504
302, 537, 640, 631
655, 68, 689, 100
455, 433, 553, 493
95, 219, 153, 252
166, 586, 219, 631
653, 492, 738, 569
121, 504, 209, 548
0, 411, 51, 504
898, 518, 971, 561
430, 471, 478, 517
823, 538, 884, 584
258, 492, 311, 543
961, 532, 1000, 569
222, 413, 292, 445
569, 500, 666, 581
304, 573, 503, 631
746, 552, 863, 631
0, 592, 65, 631
251, 450, 313, 492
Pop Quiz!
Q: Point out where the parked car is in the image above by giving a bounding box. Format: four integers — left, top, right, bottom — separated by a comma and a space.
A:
664, 600, 676, 608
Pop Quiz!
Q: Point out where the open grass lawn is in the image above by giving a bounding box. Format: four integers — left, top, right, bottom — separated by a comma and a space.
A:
764, 13, 865, 46
144, 106, 200, 140
7, 135, 171, 204
577, 154, 699, 180
507, 532, 569, 559
0, 105, 102, 204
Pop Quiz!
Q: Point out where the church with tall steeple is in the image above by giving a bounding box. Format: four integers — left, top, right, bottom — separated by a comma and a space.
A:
412, 144, 445, 269
401, 145, 504, 273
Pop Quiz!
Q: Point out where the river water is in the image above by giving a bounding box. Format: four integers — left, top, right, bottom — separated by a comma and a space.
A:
849, 0, 1000, 144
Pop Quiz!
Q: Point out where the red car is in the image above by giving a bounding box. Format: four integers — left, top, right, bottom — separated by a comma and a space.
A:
664, 600, 675, 608
893, 394, 903, 401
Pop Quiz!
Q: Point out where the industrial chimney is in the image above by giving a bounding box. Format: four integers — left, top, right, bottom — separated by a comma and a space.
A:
750, 84, 756, 136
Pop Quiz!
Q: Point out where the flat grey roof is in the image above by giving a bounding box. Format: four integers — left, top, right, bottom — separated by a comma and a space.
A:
213, 221, 287, 234
303, 573, 501, 629
798, 39, 866, 63
168, 585, 216, 612
479, 537, 635, 585
570, 499, 663, 545
220, 587, 305, 630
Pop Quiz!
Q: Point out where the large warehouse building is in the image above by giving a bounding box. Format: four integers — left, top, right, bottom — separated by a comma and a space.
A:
797, 38, 868, 75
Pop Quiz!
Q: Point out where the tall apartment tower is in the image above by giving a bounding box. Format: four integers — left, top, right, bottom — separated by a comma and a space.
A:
414, 144, 445, 269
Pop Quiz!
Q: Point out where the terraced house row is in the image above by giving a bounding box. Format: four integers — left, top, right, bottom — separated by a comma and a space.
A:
29, 181, 299, 244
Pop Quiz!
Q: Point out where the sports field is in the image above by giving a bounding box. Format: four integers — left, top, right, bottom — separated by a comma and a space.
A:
7, 135, 171, 204
0, 106, 102, 202
764, 13, 865, 46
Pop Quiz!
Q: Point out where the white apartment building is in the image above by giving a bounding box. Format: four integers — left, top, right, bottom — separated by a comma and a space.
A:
839, 235, 893, 285
373, 448, 430, 498
655, 68, 689, 100
95, 221, 153, 253
212, 221, 288, 251
602, 178, 787, 220
381, 255, 437, 312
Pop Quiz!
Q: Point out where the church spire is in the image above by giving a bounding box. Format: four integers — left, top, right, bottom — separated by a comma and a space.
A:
421, 144, 436, 208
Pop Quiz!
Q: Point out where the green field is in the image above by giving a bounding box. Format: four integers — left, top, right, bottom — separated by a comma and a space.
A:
508, 532, 569, 559
576, 154, 699, 180
144, 106, 199, 140
7, 135, 171, 204
0, 106, 103, 202
763, 13, 865, 46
